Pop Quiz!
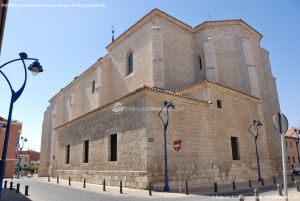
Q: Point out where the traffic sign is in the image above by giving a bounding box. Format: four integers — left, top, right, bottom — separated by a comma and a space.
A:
173, 140, 181, 151
273, 112, 289, 134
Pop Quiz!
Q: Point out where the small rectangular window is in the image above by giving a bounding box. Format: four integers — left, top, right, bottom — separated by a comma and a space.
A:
290, 142, 293, 148
217, 100, 222, 109
285, 141, 288, 147
288, 156, 291, 163
83, 140, 89, 163
293, 156, 295, 163
199, 56, 203, 70
92, 80, 96, 93
110, 134, 117, 161
231, 137, 240, 160
65, 145, 70, 164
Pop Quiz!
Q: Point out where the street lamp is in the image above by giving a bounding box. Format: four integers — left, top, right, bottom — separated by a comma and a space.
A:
158, 101, 175, 192
0, 52, 43, 196
16, 136, 28, 179
248, 120, 264, 183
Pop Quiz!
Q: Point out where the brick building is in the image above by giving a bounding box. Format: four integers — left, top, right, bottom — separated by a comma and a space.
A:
39, 9, 281, 189
0, 117, 22, 177
285, 128, 300, 169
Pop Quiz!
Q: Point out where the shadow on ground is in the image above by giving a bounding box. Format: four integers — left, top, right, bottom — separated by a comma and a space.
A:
0, 189, 32, 201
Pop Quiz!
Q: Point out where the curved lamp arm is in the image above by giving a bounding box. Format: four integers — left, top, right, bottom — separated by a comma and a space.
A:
249, 120, 263, 139
158, 101, 173, 127
158, 105, 167, 125
0, 54, 38, 103
248, 121, 256, 137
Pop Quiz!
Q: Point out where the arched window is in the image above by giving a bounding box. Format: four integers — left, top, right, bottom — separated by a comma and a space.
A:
127, 52, 133, 75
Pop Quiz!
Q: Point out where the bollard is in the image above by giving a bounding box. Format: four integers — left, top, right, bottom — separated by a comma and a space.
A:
238, 194, 244, 201
120, 180, 123, 194
248, 180, 252, 188
103, 179, 106, 191
16, 183, 20, 193
48, 175, 50, 182
69, 177, 71, 186
9, 182, 13, 190
25, 185, 29, 196
277, 184, 283, 196
83, 178, 86, 188
185, 180, 189, 195
214, 183, 218, 192
57, 175, 59, 184
254, 188, 259, 201
273, 177, 276, 185
149, 182, 152, 196
295, 181, 300, 192
4, 180, 7, 188
233, 181, 236, 190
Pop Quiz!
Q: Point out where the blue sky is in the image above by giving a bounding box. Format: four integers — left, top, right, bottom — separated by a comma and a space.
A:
0, 0, 299, 151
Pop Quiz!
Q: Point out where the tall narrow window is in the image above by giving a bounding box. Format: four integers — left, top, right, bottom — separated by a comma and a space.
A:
199, 56, 203, 70
110, 134, 117, 161
83, 140, 89, 163
70, 93, 74, 106
217, 100, 222, 109
127, 52, 133, 75
290, 142, 293, 148
231, 137, 240, 160
92, 80, 95, 93
65, 145, 70, 164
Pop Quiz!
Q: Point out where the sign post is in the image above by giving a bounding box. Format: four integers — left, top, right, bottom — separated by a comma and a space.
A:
173, 140, 182, 193
273, 112, 289, 201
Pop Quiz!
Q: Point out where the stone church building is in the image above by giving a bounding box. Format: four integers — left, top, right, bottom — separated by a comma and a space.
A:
39, 9, 282, 189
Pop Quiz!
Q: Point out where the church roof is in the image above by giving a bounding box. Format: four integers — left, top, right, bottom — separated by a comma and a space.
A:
176, 80, 259, 100
106, 8, 262, 50
54, 85, 209, 130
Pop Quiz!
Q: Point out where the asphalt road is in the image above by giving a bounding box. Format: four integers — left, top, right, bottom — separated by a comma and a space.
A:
2, 178, 299, 201
13, 178, 203, 201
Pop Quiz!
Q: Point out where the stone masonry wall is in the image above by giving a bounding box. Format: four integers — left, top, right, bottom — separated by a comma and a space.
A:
54, 92, 149, 189
146, 86, 277, 190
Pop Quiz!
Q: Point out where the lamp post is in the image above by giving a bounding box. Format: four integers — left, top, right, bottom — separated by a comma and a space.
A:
0, 52, 43, 196
248, 120, 263, 182
292, 129, 300, 165
158, 101, 175, 192
16, 136, 28, 179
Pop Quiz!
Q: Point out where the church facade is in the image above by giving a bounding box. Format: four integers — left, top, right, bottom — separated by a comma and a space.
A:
39, 9, 282, 190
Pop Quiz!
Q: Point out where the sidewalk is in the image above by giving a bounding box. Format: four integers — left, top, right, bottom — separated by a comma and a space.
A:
188, 175, 300, 195
0, 188, 31, 201
1, 176, 299, 201
33, 176, 188, 199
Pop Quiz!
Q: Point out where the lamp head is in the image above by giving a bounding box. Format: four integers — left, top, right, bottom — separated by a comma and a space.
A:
256, 121, 263, 127
19, 52, 28, 59
24, 138, 28, 142
164, 101, 175, 109
28, 61, 43, 76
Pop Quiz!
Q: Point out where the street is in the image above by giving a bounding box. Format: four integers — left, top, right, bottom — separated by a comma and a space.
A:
0, 177, 300, 201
